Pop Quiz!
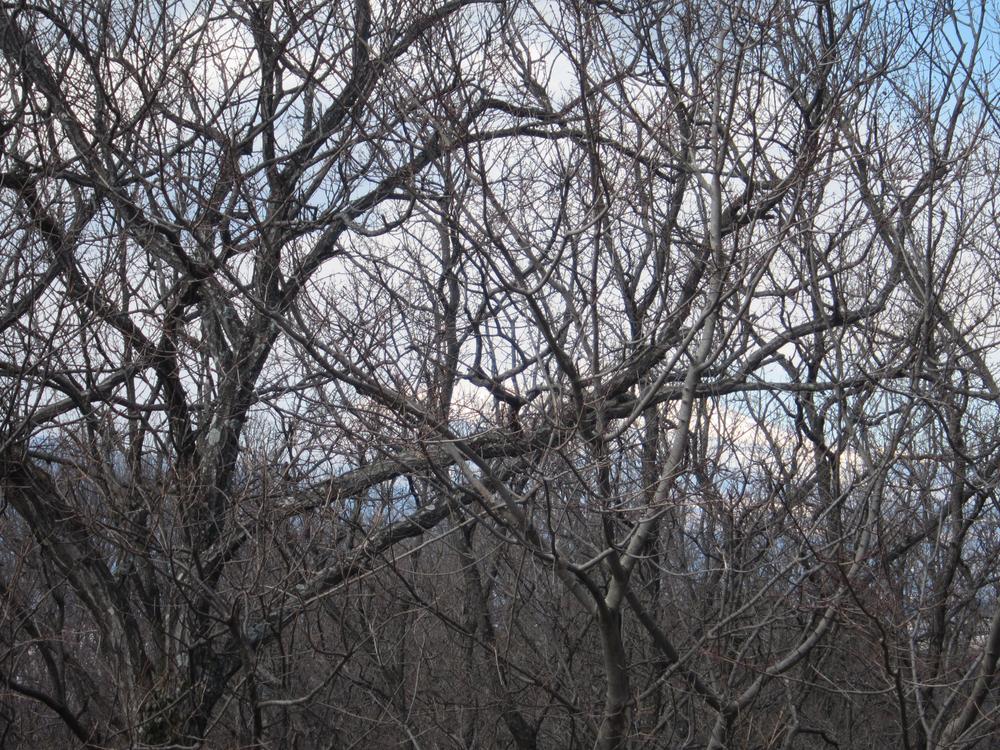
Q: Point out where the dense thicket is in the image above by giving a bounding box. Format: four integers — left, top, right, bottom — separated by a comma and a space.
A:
2, 0, 1000, 747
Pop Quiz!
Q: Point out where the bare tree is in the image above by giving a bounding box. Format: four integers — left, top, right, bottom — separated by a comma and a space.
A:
2, 0, 1000, 748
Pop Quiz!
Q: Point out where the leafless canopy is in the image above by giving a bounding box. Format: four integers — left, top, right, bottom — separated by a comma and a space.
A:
2, 0, 1000, 748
